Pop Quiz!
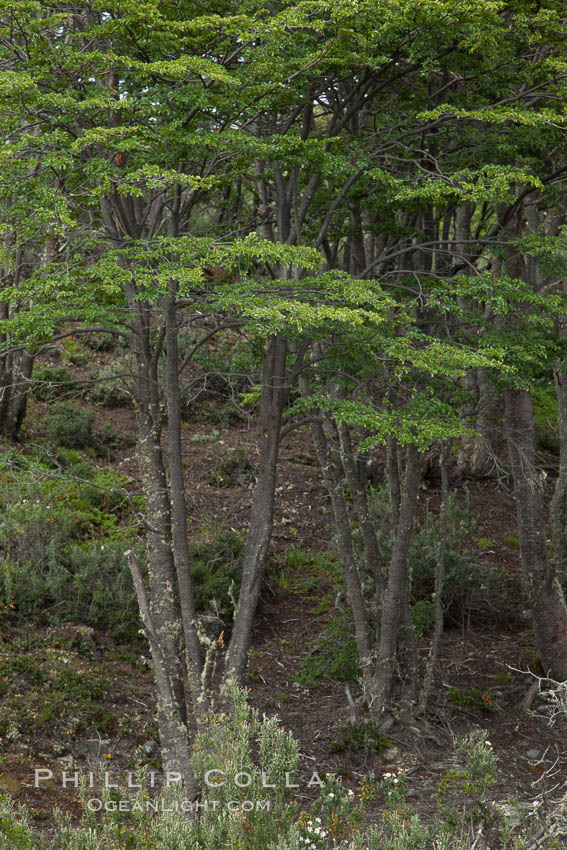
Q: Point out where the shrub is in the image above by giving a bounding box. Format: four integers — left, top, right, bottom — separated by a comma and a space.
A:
190, 530, 244, 618
1, 708, 564, 849
532, 382, 559, 454
31, 365, 80, 401
43, 402, 95, 449
204, 448, 254, 488
0, 540, 141, 641
89, 365, 132, 407
0, 452, 141, 639
296, 609, 360, 686
329, 723, 391, 756
82, 332, 117, 352
363, 488, 509, 628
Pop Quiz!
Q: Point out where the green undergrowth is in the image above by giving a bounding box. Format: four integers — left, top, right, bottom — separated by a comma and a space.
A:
31, 365, 82, 402
295, 609, 360, 686
203, 447, 255, 488
38, 401, 134, 457
189, 529, 245, 619
0, 448, 142, 639
0, 627, 120, 745
271, 547, 341, 600
1, 700, 565, 849
329, 723, 391, 756
363, 487, 510, 629
270, 548, 359, 686
532, 382, 559, 454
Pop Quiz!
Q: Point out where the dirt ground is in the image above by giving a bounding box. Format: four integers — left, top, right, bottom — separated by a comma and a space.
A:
1, 391, 566, 835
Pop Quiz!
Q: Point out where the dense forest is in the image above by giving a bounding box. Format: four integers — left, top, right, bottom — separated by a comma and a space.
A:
1, 1, 567, 847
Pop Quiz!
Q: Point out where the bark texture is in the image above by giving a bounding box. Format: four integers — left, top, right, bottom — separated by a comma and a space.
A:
505, 388, 567, 681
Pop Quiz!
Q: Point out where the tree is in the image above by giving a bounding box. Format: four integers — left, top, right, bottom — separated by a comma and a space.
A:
2, 0, 567, 791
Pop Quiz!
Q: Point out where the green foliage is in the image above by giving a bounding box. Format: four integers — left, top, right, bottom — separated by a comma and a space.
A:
43, 402, 95, 449
185, 334, 263, 406
532, 382, 559, 454
89, 365, 132, 407
329, 723, 391, 756
410, 599, 436, 636
436, 731, 498, 830
197, 401, 242, 426
0, 540, 141, 641
190, 430, 220, 445
61, 337, 89, 365
35, 666, 111, 731
0, 639, 113, 739
204, 448, 254, 488
296, 609, 360, 686
0, 715, 565, 848
190, 530, 244, 617
0, 450, 140, 638
272, 548, 341, 598
366, 489, 509, 628
448, 687, 499, 713
32, 365, 80, 401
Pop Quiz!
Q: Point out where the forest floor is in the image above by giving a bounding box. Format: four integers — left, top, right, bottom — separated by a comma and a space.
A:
1, 357, 566, 836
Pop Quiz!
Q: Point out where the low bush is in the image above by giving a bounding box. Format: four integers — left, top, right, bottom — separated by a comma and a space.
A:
190, 530, 244, 619
329, 723, 391, 756
31, 365, 80, 401
0, 452, 141, 639
89, 364, 132, 407
204, 448, 254, 488
532, 382, 559, 454
43, 402, 95, 449
1, 700, 565, 849
362, 488, 509, 628
296, 609, 360, 686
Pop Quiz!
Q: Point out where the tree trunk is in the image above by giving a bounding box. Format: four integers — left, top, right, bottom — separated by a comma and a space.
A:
418, 445, 449, 714
224, 333, 287, 685
164, 291, 203, 713
127, 283, 196, 791
308, 409, 374, 696
505, 388, 567, 680
551, 276, 567, 588
297, 368, 374, 696
336, 416, 384, 611
368, 444, 421, 719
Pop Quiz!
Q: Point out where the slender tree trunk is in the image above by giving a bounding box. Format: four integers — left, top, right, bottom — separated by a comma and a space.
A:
298, 369, 374, 695
551, 276, 567, 588
164, 291, 203, 713
369, 444, 421, 719
505, 388, 567, 680
8, 350, 34, 440
418, 445, 449, 714
309, 410, 374, 695
470, 367, 503, 478
127, 284, 196, 788
127, 551, 197, 800
336, 416, 384, 610
224, 333, 287, 685
387, 435, 401, 535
